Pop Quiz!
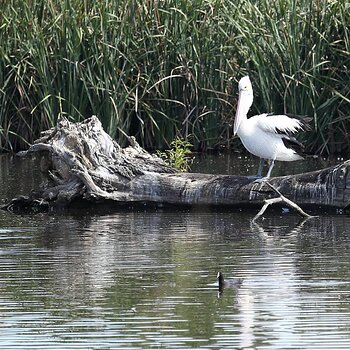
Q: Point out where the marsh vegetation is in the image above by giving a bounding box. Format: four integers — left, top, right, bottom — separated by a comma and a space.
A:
0, 0, 349, 154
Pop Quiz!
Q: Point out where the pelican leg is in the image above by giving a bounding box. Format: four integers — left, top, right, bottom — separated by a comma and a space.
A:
256, 158, 265, 177
265, 159, 275, 178
247, 158, 265, 180
254, 159, 275, 183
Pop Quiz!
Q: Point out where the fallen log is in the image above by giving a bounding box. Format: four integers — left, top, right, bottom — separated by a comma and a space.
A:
1, 116, 349, 213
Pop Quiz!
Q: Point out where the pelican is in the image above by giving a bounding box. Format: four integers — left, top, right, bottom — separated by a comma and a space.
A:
234, 76, 311, 180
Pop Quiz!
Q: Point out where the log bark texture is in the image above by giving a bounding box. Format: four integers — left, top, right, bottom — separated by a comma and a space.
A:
2, 116, 349, 212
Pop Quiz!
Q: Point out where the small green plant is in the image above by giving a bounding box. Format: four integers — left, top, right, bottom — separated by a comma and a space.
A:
157, 137, 194, 172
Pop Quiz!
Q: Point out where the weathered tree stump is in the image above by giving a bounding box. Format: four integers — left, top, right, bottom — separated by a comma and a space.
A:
1, 116, 349, 213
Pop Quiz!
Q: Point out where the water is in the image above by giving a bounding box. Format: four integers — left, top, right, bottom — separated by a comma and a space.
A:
1, 153, 350, 349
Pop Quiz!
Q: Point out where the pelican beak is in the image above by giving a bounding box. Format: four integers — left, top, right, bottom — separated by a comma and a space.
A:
233, 90, 243, 136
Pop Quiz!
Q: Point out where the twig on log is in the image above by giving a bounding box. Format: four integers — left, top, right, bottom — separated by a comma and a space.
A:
252, 181, 313, 222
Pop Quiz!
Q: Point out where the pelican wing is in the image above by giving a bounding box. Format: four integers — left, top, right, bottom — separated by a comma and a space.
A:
281, 135, 305, 154
256, 113, 310, 135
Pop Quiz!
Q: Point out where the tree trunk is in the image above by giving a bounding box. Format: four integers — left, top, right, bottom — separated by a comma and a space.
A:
2, 116, 349, 212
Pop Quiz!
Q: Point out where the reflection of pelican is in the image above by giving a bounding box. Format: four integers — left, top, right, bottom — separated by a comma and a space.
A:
217, 272, 243, 293
234, 76, 311, 180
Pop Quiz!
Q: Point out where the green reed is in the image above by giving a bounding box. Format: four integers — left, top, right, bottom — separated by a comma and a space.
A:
0, 0, 349, 154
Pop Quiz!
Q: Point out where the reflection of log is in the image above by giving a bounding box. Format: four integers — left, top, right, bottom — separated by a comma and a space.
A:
1, 115, 349, 212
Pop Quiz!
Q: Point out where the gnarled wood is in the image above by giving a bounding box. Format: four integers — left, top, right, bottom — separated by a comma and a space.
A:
2, 116, 349, 212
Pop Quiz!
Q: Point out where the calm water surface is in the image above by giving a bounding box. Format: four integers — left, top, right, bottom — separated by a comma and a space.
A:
0, 153, 350, 349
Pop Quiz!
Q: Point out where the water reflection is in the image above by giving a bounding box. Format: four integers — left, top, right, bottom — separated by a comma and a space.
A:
0, 154, 350, 349
0, 210, 350, 349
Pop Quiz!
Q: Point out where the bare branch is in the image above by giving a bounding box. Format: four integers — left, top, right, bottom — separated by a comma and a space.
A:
252, 181, 314, 222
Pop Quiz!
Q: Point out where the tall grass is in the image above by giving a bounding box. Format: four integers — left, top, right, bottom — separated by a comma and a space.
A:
228, 0, 350, 154
0, 0, 349, 154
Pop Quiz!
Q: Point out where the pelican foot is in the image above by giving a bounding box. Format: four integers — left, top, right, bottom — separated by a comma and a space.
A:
253, 176, 270, 183
246, 175, 263, 181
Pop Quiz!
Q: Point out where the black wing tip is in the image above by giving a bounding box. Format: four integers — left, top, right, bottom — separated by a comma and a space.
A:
285, 114, 312, 127
282, 136, 306, 155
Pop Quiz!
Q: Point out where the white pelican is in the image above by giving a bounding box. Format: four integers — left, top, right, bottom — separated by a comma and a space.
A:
234, 76, 311, 180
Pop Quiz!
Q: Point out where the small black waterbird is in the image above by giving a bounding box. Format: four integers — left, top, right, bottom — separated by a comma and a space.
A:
217, 272, 243, 292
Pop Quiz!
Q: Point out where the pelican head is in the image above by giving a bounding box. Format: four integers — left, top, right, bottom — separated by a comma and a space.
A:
238, 76, 253, 92
234, 76, 254, 135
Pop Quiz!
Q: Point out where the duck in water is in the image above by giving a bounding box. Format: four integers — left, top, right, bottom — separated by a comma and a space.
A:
217, 272, 243, 293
